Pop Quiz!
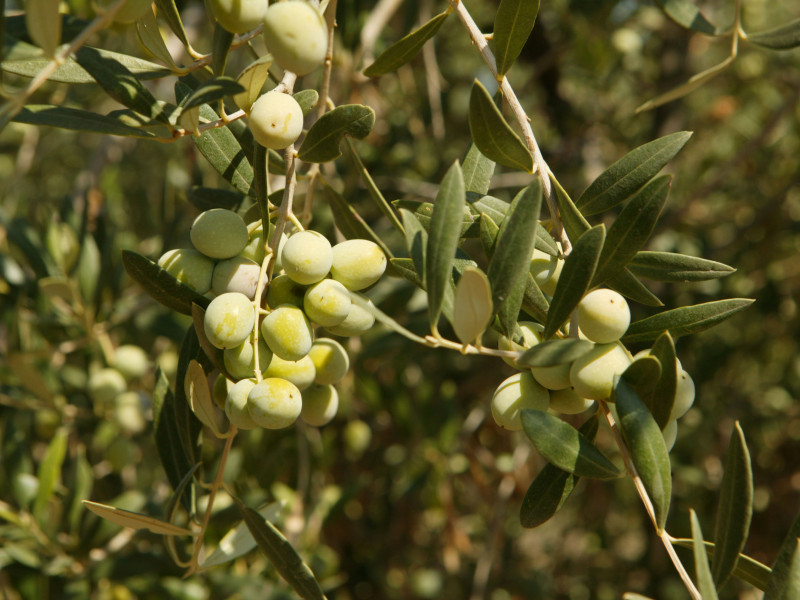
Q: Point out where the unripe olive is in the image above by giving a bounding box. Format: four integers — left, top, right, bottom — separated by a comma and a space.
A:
207, 0, 266, 33
569, 343, 632, 401
158, 248, 214, 294
281, 230, 333, 285
212, 256, 261, 298
300, 384, 338, 426
669, 370, 695, 421
307, 338, 349, 384
190, 209, 249, 260
531, 362, 572, 391
225, 379, 258, 429
266, 273, 307, 308
529, 248, 559, 290
662, 419, 678, 451
325, 293, 375, 337
549, 386, 594, 415
263, 354, 316, 391
330, 239, 387, 291
113, 391, 147, 435
577, 288, 631, 344
112, 344, 151, 380
498, 321, 543, 368
304, 278, 351, 327
213, 374, 233, 409
88, 368, 127, 405
249, 91, 304, 150
261, 305, 314, 361
262, 0, 327, 76
204, 292, 256, 349
247, 377, 302, 429
490, 372, 550, 431
223, 338, 273, 379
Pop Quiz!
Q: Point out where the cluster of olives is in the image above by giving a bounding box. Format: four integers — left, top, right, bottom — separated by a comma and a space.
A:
87, 345, 152, 435
158, 207, 387, 430
491, 279, 695, 451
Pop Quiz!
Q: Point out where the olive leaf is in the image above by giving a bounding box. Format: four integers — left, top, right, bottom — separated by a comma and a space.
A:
298, 104, 375, 163
364, 10, 450, 76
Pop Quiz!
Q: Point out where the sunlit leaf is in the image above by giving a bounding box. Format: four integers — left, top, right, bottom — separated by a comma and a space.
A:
577, 132, 691, 216
136, 7, 179, 70
33, 428, 68, 524
83, 500, 194, 536
521, 410, 621, 479
202, 502, 284, 568
154, 0, 193, 53
551, 174, 590, 242
462, 143, 495, 195
613, 378, 672, 532
363, 11, 450, 76
622, 298, 755, 344
654, 0, 719, 34
453, 266, 493, 345
468, 79, 533, 172
493, 0, 540, 75
543, 225, 605, 339
608, 268, 663, 307
298, 104, 375, 163
233, 54, 273, 114
672, 538, 772, 590
636, 57, 734, 113
426, 161, 465, 333
691, 510, 720, 600
12, 105, 163, 138
712, 422, 753, 587
26, 0, 62, 57
400, 209, 427, 286
174, 325, 205, 470
765, 510, 800, 599
185, 360, 223, 437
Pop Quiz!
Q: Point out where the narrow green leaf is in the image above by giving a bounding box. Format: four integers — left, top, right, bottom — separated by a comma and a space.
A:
121, 250, 210, 315
394, 199, 478, 238
136, 7, 180, 71
517, 338, 594, 368
202, 502, 284, 568
462, 143, 495, 195
613, 378, 672, 532
608, 268, 663, 307
654, 0, 718, 35
294, 89, 319, 115
346, 140, 404, 234
323, 183, 393, 260
521, 273, 550, 324
520, 415, 600, 528
77, 232, 101, 305
486, 182, 542, 315
363, 11, 449, 76
83, 500, 194, 536
496, 271, 528, 338
712, 422, 754, 587
468, 79, 533, 172
186, 186, 244, 211
33, 428, 68, 523
154, 0, 193, 53
12, 105, 162, 138
550, 174, 590, 243
400, 209, 427, 286
67, 446, 93, 535
636, 57, 734, 113
746, 18, 800, 50
493, 0, 540, 75
593, 175, 671, 286
212, 23, 234, 76
691, 510, 720, 600
479, 212, 500, 260
622, 298, 755, 344
75, 46, 172, 123
628, 251, 736, 282
179, 77, 244, 111
672, 539, 772, 590
426, 161, 465, 332
153, 367, 194, 511
174, 325, 204, 470
469, 194, 555, 255
235, 500, 326, 600
298, 104, 375, 163
649, 332, 677, 429
521, 410, 621, 479
577, 132, 691, 216
191, 101, 253, 195
26, 0, 61, 57
164, 462, 202, 566
543, 225, 605, 339
185, 360, 223, 438
389, 257, 423, 287
765, 511, 800, 599
621, 356, 662, 405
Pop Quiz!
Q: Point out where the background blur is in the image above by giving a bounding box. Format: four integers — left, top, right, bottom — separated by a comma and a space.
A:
1, 0, 799, 598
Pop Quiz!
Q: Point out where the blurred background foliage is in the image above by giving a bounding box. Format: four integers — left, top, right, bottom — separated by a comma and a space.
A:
0, 0, 799, 598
